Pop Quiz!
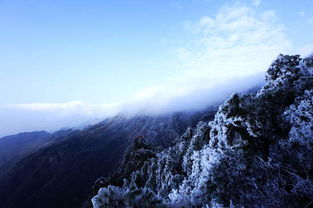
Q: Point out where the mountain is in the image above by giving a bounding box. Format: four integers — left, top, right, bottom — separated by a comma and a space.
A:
0, 129, 73, 177
0, 108, 217, 208
90, 54, 313, 208
0, 131, 50, 172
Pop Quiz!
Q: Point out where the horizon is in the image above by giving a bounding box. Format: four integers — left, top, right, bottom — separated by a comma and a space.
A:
1, 0, 313, 136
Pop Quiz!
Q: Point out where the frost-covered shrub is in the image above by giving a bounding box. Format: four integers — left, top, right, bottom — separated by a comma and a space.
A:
92, 184, 164, 208
91, 54, 313, 208
283, 89, 313, 145
92, 185, 128, 208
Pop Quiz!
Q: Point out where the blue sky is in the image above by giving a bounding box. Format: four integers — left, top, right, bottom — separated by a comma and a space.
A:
0, 0, 313, 136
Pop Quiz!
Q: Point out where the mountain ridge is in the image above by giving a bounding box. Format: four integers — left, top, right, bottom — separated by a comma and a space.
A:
0, 108, 218, 208
90, 54, 313, 208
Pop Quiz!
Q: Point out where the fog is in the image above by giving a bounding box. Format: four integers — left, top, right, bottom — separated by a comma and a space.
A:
121, 72, 264, 116
0, 102, 119, 137
0, 72, 265, 137
0, 1, 300, 137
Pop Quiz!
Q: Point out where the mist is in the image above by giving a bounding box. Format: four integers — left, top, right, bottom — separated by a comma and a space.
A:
1, 1, 304, 137
0, 102, 119, 137
0, 72, 265, 137
121, 72, 265, 116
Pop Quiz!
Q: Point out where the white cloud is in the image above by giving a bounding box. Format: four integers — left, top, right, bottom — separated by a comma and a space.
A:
0, 102, 120, 137
0, 1, 303, 137
120, 1, 295, 115
7, 101, 120, 117
121, 73, 264, 116
173, 3, 291, 83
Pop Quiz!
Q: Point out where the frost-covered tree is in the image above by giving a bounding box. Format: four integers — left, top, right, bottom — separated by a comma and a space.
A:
91, 54, 313, 208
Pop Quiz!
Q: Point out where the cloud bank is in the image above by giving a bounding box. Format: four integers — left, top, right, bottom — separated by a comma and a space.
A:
0, 1, 308, 137
121, 1, 293, 114
0, 102, 120, 137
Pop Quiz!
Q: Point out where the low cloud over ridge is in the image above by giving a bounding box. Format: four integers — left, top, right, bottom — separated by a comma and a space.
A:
1, 1, 311, 137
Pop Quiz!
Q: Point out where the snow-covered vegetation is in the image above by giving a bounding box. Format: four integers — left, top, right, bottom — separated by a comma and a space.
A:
91, 54, 313, 208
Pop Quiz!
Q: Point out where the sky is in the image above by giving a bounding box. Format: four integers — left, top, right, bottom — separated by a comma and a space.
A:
0, 0, 313, 136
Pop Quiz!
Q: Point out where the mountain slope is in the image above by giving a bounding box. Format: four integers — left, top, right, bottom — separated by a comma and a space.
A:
0, 109, 217, 208
0, 129, 73, 176
0, 131, 50, 171
91, 54, 313, 208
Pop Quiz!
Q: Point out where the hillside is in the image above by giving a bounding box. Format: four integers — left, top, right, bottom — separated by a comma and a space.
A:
0, 109, 216, 208
0, 129, 73, 176
91, 54, 313, 208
